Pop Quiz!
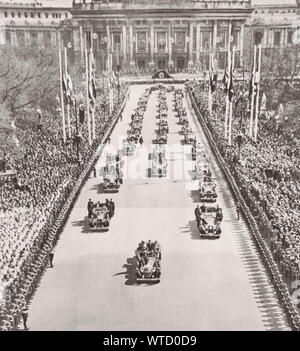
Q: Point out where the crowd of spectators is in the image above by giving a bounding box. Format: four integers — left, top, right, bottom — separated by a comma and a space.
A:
188, 80, 300, 291
0, 80, 129, 330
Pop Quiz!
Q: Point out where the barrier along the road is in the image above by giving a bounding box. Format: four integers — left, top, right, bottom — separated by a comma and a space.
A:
4, 88, 129, 331
187, 86, 300, 331
125, 78, 187, 85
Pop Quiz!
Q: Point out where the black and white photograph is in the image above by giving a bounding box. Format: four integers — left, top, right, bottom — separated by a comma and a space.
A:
0, 0, 300, 336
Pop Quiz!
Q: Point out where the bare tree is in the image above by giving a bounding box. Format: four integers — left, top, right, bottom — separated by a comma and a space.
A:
0, 45, 59, 119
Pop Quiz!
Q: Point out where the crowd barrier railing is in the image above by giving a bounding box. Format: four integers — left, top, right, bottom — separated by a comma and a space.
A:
187, 86, 300, 331
1, 88, 129, 331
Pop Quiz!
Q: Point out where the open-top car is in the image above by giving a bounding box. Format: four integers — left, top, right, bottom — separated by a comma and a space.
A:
122, 139, 135, 156
199, 181, 217, 202
135, 241, 161, 283
192, 142, 205, 161
179, 115, 188, 125
198, 205, 222, 239
184, 133, 194, 144
88, 203, 110, 231
195, 159, 211, 178
151, 156, 167, 177
158, 120, 169, 133
181, 124, 192, 135
154, 131, 167, 144
103, 174, 120, 192
151, 145, 167, 177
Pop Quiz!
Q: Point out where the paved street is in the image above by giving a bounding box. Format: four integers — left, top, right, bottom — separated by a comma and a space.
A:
27, 85, 289, 331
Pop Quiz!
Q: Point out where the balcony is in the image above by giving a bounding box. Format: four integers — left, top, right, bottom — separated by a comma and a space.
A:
72, 0, 252, 12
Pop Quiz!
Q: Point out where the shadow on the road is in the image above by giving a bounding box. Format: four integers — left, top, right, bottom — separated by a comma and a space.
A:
180, 220, 203, 240
71, 217, 90, 234
190, 189, 200, 203
147, 167, 152, 178
187, 169, 195, 179
90, 183, 105, 194
71, 216, 108, 234
123, 257, 137, 286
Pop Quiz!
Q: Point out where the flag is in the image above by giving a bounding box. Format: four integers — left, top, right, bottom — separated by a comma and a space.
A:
228, 54, 234, 102
66, 71, 73, 105
248, 63, 258, 102
249, 55, 259, 101
12, 134, 19, 147
260, 92, 267, 112
276, 103, 284, 117
222, 66, 229, 94
79, 106, 85, 124
110, 72, 116, 88
209, 73, 218, 93
62, 70, 73, 105
88, 50, 97, 107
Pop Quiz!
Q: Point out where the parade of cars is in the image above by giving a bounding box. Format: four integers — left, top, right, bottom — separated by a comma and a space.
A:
151, 145, 167, 178
88, 200, 113, 231
135, 240, 161, 283
197, 205, 223, 239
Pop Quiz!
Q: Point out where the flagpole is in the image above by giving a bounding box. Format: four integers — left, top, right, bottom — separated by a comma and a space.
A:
85, 48, 92, 146
109, 53, 113, 115
254, 44, 262, 142
249, 45, 257, 138
59, 47, 66, 143
224, 50, 230, 139
90, 48, 96, 140
224, 21, 232, 139
208, 53, 212, 116
64, 47, 71, 139
228, 46, 235, 146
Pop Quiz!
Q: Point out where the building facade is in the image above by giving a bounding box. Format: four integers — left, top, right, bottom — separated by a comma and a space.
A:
0, 1, 72, 49
71, 0, 251, 72
1, 0, 300, 72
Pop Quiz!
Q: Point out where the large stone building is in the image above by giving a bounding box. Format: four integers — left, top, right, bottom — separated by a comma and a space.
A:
72, 0, 251, 72
1, 0, 300, 72
0, 0, 72, 48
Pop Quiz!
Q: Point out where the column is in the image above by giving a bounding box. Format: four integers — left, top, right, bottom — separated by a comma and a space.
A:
11, 29, 17, 47
122, 25, 127, 67
0, 28, 5, 45
168, 23, 173, 68
196, 23, 201, 63
240, 23, 244, 57
38, 31, 44, 49
188, 22, 194, 67
150, 23, 154, 67
24, 29, 30, 46
263, 28, 268, 48
280, 29, 284, 47
106, 24, 111, 70
212, 20, 217, 52
90, 24, 94, 51
79, 25, 84, 61
269, 29, 273, 47
129, 23, 134, 67
51, 30, 56, 47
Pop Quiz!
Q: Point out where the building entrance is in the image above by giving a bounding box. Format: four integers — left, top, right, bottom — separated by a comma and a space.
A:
157, 58, 167, 70
176, 57, 185, 72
